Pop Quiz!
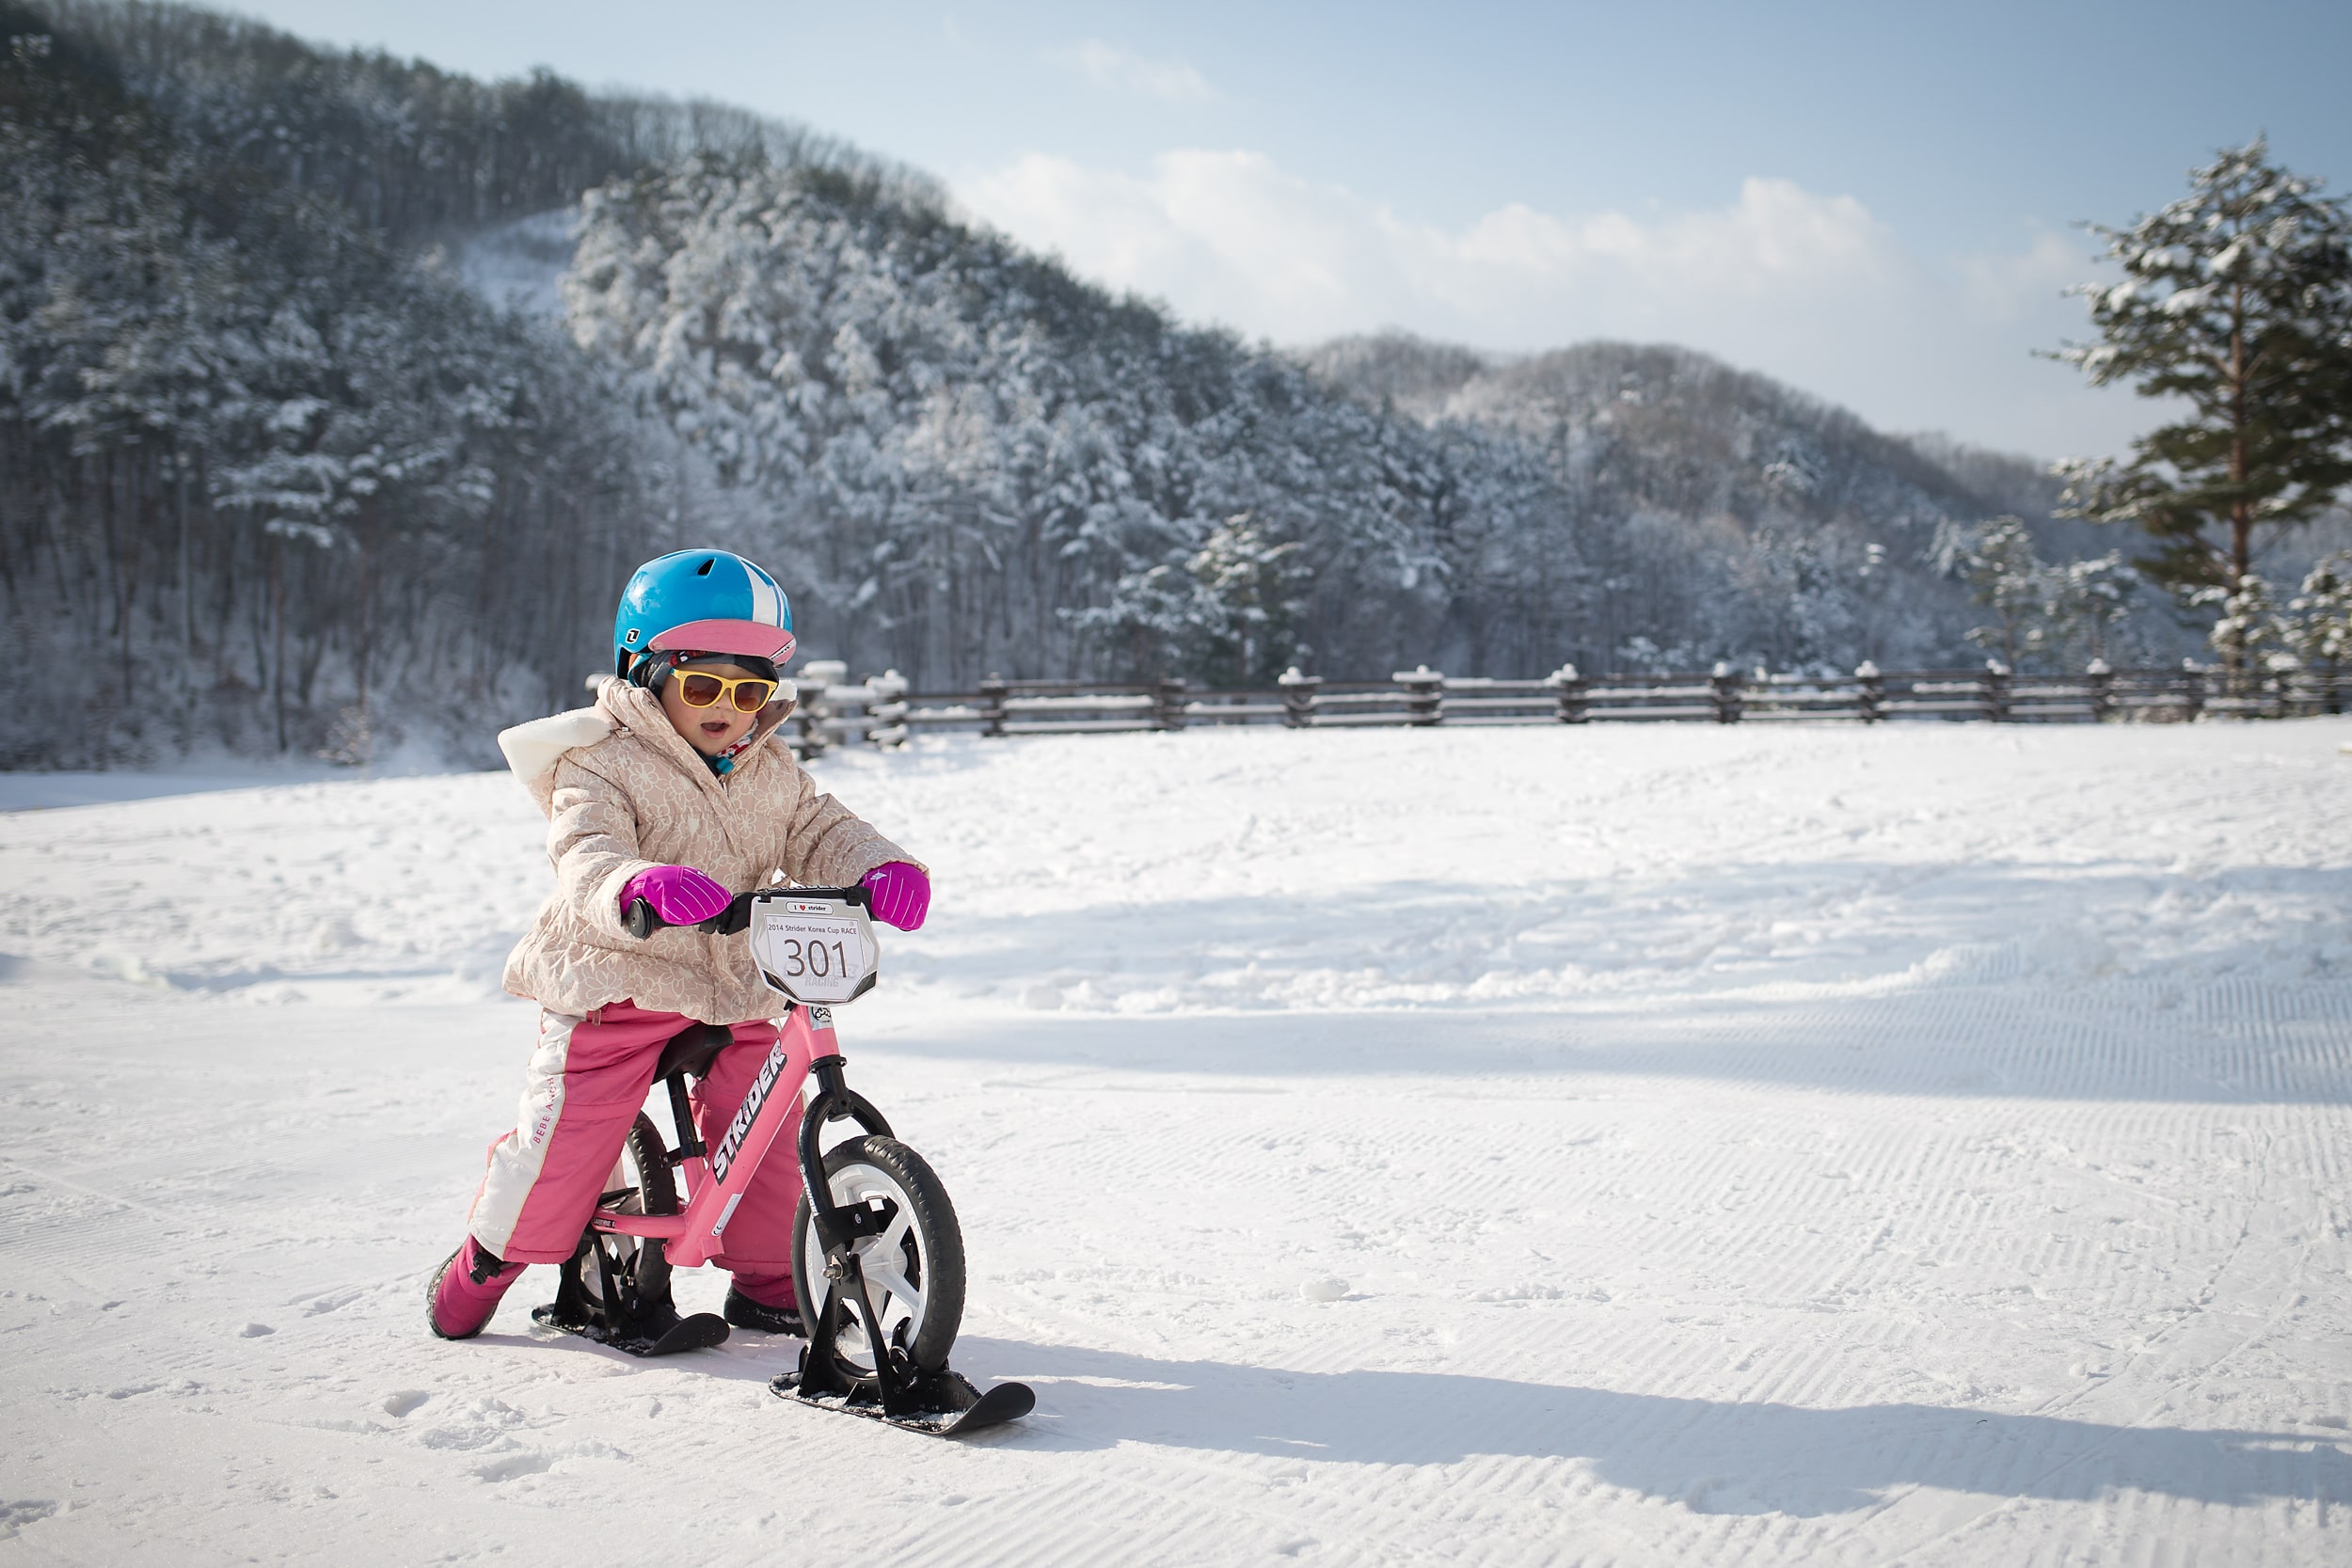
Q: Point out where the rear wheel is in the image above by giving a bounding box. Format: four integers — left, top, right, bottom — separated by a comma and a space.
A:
792, 1135, 965, 1379
557, 1114, 678, 1328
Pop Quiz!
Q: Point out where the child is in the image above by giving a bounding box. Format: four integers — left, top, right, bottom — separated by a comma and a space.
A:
427, 548, 931, 1342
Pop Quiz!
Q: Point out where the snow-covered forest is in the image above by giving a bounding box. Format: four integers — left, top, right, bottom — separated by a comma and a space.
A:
3, 0, 2328, 768
0, 0, 897, 768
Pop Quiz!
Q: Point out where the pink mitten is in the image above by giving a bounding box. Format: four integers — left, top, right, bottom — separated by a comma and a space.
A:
859, 862, 930, 931
620, 864, 731, 927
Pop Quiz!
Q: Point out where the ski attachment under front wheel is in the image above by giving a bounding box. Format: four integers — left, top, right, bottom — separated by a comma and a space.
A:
778, 1227, 1031, 1435
771, 1356, 1035, 1436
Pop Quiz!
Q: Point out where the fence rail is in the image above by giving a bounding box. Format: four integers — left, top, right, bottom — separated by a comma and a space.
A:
780, 658, 2350, 754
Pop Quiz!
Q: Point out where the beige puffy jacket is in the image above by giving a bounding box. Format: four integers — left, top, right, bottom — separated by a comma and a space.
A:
497, 678, 915, 1024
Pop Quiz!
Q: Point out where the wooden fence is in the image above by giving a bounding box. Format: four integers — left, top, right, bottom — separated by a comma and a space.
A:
781, 658, 2350, 753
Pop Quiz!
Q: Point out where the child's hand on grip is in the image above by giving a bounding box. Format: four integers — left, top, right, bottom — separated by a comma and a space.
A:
860, 862, 930, 931
620, 864, 732, 927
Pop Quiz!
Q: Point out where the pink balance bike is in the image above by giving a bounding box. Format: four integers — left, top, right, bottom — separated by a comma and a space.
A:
531, 883, 1033, 1438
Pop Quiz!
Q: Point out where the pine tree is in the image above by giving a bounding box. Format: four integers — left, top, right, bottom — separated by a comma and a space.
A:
2055, 139, 2352, 663
1184, 515, 1308, 687
2042, 552, 2140, 666
2287, 551, 2352, 668
1946, 517, 2049, 668
2195, 574, 2292, 672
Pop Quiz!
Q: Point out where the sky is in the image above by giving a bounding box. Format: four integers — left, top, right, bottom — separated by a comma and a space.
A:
219, 0, 2352, 461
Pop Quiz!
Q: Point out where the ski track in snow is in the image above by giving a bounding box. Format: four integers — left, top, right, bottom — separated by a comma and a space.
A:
2, 721, 2348, 1565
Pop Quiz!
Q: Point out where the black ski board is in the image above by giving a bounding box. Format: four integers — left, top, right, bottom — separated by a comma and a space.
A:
927, 1378, 1036, 1435
636, 1312, 731, 1357
770, 1365, 1035, 1436
532, 1304, 730, 1358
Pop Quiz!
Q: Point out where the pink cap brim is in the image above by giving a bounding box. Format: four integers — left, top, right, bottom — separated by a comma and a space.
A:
649, 619, 797, 663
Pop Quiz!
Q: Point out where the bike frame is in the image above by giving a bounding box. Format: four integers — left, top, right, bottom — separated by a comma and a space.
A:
592, 883, 945, 1418
588, 1002, 893, 1271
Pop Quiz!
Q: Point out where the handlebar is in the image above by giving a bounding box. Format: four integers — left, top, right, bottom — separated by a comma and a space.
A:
625, 883, 871, 941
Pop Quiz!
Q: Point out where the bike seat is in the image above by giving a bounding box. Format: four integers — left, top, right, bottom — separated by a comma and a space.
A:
654, 1022, 735, 1083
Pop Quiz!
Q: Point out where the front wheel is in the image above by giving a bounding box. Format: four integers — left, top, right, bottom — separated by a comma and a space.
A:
793, 1135, 965, 1380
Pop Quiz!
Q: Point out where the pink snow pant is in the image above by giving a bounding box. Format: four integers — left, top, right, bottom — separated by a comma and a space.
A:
467, 1002, 804, 1271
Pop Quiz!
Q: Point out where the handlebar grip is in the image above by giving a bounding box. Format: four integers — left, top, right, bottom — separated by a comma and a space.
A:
625, 884, 871, 941
624, 887, 781, 941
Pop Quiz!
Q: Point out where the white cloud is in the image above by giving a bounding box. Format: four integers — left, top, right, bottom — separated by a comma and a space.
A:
1956, 230, 2090, 325
1044, 40, 1215, 103
957, 150, 2149, 458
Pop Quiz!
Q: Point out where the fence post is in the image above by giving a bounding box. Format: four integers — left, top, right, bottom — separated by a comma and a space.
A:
793, 658, 848, 756
1853, 660, 1883, 723
978, 675, 1009, 737
1708, 661, 1743, 723
2286, 661, 2317, 719
1981, 659, 2011, 722
2179, 659, 2205, 721
2267, 661, 2296, 721
1395, 665, 1443, 725
2084, 658, 2111, 723
1545, 662, 1589, 724
1154, 675, 1188, 731
1278, 666, 1320, 727
864, 669, 909, 749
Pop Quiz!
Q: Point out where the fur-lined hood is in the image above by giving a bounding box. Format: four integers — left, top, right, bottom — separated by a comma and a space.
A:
496, 674, 801, 814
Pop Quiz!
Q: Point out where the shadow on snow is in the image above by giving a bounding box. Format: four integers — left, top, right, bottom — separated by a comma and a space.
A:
957, 1338, 2348, 1515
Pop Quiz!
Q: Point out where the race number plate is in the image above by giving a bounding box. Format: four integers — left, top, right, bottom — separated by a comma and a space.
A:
746, 891, 880, 1006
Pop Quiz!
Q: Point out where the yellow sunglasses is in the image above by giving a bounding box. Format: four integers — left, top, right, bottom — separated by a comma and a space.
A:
670, 669, 779, 712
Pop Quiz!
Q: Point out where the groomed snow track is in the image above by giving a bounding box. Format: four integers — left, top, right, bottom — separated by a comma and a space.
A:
2, 721, 2347, 1565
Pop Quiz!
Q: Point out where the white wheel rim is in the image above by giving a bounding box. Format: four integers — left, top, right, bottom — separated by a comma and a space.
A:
804, 1160, 928, 1371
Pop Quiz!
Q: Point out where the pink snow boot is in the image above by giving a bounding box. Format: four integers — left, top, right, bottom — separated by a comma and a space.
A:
427, 1237, 526, 1339
723, 1270, 804, 1337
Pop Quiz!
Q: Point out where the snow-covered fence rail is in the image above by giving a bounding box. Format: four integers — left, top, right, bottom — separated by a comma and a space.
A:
787, 659, 2347, 752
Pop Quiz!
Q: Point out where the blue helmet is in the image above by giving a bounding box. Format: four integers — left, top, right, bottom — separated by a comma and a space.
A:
612, 549, 795, 678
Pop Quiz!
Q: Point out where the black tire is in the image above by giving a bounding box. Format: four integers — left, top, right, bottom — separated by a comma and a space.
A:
570, 1114, 677, 1315
792, 1135, 965, 1378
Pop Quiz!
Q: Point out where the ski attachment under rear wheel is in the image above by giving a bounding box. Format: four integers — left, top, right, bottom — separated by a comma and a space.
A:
532, 1303, 730, 1357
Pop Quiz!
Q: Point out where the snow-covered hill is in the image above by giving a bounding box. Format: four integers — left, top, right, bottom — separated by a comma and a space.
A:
9, 1, 2159, 775
4, 722, 2349, 1563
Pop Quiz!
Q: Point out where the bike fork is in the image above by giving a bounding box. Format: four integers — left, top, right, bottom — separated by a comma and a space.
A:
794, 1007, 916, 1412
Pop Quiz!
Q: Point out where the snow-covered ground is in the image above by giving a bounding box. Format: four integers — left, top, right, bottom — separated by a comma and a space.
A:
4, 721, 2349, 1565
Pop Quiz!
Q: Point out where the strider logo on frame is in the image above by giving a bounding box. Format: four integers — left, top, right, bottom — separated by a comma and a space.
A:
711, 1041, 788, 1183
806, 1005, 834, 1030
